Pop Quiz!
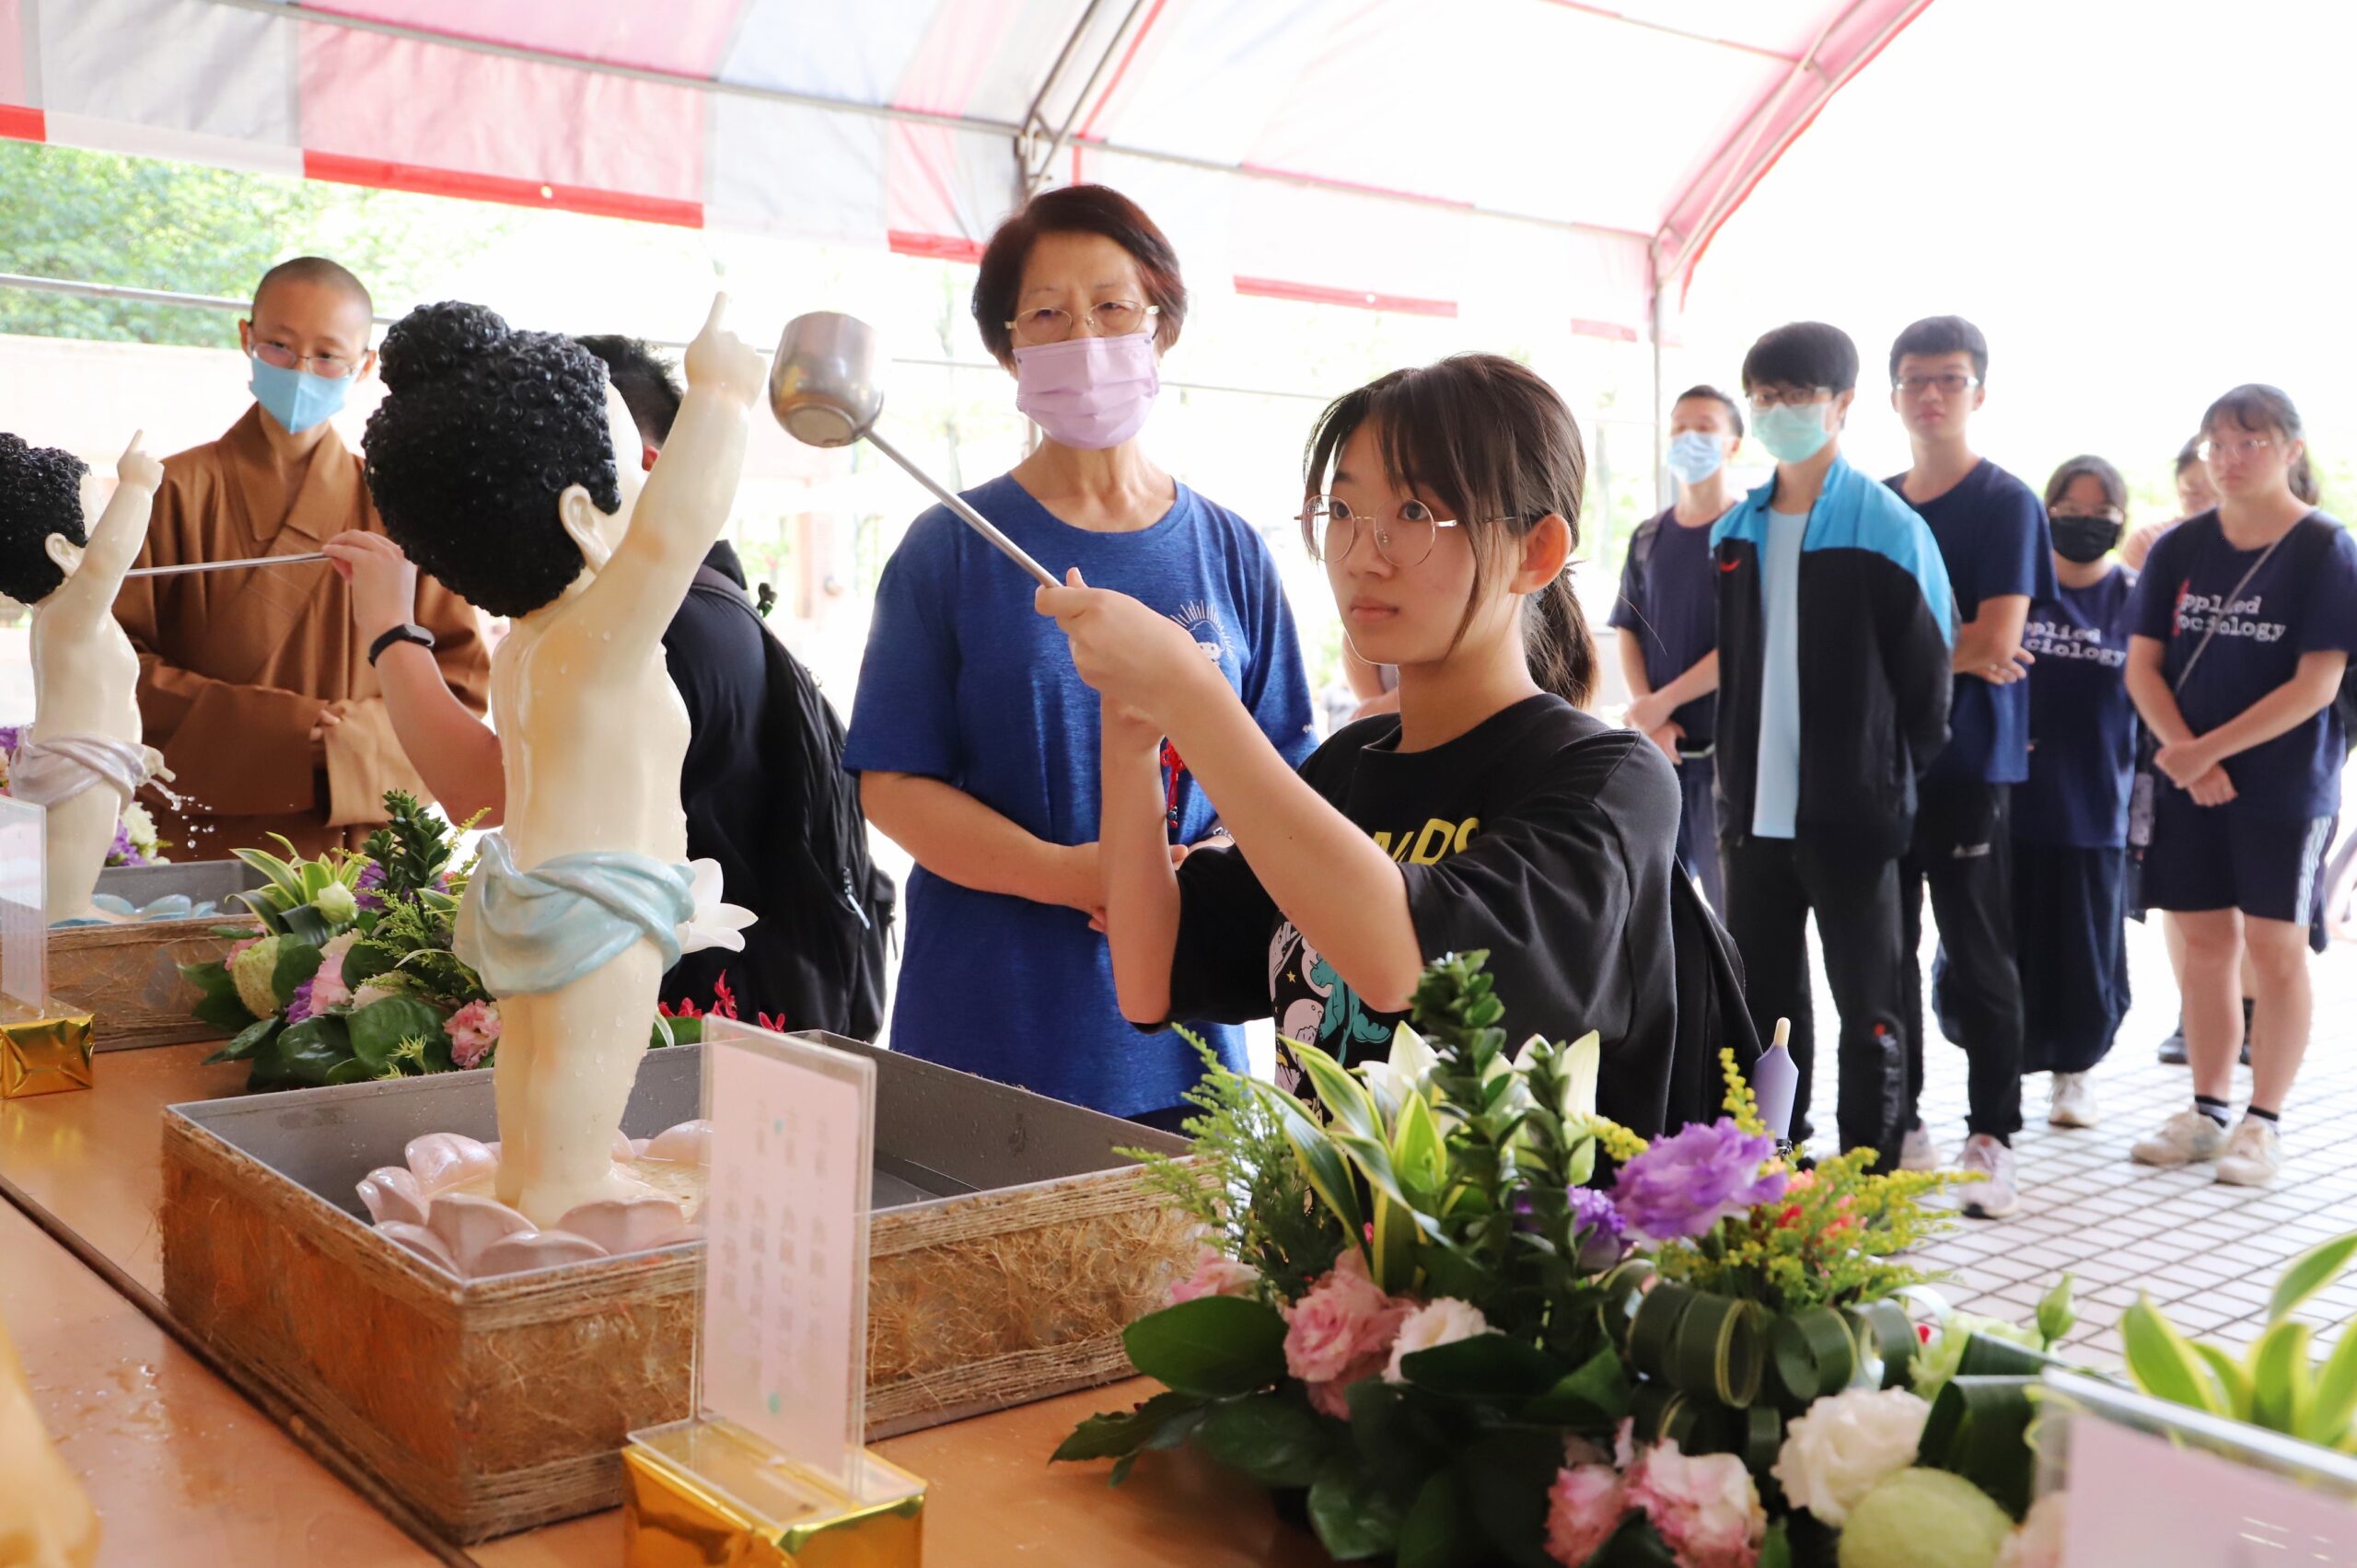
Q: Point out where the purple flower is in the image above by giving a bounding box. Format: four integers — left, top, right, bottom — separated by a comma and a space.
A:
1569, 1189, 1628, 1270
0, 726, 20, 760
1610, 1119, 1786, 1243
354, 861, 388, 912
285, 974, 317, 1025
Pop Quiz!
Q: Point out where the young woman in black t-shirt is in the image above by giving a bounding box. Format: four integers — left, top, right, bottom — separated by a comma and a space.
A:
1036, 354, 1686, 1136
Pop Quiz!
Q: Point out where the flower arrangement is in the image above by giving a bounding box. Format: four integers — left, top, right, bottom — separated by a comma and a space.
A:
1055, 953, 2070, 1568
0, 725, 169, 865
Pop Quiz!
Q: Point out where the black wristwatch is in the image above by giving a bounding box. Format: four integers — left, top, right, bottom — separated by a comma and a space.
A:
367, 622, 437, 666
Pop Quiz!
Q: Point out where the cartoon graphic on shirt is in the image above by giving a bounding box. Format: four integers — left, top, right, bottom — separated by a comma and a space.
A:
1265, 808, 1485, 1098
1269, 921, 1393, 1096
1167, 598, 1234, 666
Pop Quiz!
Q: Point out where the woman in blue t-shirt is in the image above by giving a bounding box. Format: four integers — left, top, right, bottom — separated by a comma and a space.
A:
2125, 386, 2357, 1188
843, 186, 1313, 1127
1982, 457, 2139, 1132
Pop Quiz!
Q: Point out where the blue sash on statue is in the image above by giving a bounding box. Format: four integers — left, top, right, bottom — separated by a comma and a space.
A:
454, 830, 696, 996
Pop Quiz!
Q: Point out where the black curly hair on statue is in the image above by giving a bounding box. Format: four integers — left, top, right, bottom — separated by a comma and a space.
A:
363, 301, 622, 618
0, 433, 90, 605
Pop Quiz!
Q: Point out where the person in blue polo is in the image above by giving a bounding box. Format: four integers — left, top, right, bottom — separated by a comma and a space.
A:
1613, 383, 1745, 911
1712, 321, 1956, 1174
1884, 315, 2054, 1217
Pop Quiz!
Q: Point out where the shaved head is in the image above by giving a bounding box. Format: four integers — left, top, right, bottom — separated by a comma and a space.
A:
253, 255, 373, 319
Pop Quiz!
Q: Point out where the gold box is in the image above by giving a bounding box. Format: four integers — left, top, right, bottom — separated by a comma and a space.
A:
1, 1012, 95, 1098
622, 1421, 923, 1568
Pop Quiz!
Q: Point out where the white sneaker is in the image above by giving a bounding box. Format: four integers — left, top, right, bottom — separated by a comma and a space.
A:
1899, 1123, 1941, 1172
2131, 1108, 2226, 1167
2049, 1073, 2098, 1130
1957, 1133, 2020, 1218
2215, 1116, 2282, 1187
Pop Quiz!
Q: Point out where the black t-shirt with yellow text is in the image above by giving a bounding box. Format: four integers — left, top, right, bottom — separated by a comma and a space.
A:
1167, 693, 1682, 1137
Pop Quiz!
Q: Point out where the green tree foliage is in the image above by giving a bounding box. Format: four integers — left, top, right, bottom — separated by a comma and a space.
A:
0, 141, 508, 346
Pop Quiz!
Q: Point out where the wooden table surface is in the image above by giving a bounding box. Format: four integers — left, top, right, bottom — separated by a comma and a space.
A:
0, 1043, 1327, 1567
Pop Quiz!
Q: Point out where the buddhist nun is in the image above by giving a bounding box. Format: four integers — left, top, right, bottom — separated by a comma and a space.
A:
111, 257, 489, 857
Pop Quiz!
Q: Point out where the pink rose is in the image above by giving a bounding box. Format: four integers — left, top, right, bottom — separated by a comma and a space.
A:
226, 937, 258, 964
1283, 1250, 1409, 1416
308, 932, 359, 1013
1627, 1440, 1765, 1568
1167, 1244, 1262, 1306
1547, 1463, 1630, 1567
444, 1000, 501, 1069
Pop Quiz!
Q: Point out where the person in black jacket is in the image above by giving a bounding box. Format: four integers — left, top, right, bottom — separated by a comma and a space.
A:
325, 335, 890, 1036
1710, 322, 1956, 1171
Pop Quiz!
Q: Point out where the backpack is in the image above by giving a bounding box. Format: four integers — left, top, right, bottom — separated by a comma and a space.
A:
1661, 871, 1763, 1133
683, 565, 896, 1040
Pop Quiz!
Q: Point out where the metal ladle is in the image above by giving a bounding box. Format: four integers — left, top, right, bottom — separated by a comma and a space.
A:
768, 312, 1059, 589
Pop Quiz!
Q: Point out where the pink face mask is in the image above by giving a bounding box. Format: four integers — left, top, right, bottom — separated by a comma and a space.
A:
1012, 332, 1161, 450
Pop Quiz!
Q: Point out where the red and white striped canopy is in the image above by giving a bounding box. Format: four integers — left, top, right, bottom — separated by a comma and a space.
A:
1, 0, 1932, 336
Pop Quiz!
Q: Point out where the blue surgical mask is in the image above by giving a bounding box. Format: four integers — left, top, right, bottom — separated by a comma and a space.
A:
1752, 401, 1834, 464
250, 354, 355, 435
1666, 431, 1726, 484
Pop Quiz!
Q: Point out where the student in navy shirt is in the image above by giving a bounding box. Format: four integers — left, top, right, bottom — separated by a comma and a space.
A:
1972, 457, 2139, 1133
1613, 384, 1744, 911
2126, 385, 2357, 1189
844, 187, 1314, 1126
1884, 315, 2052, 1218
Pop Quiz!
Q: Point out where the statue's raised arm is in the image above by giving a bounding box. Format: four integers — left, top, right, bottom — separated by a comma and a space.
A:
0, 430, 165, 923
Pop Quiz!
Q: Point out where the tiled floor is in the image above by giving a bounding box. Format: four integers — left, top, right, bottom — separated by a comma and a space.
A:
1865, 912, 2357, 1368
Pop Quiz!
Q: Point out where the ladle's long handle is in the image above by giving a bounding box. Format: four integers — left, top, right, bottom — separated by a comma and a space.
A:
865, 428, 1060, 589
125, 552, 331, 578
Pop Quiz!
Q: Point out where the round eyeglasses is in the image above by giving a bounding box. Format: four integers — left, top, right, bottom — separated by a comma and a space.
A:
1301, 494, 1470, 568
1004, 300, 1158, 348
2197, 435, 2275, 465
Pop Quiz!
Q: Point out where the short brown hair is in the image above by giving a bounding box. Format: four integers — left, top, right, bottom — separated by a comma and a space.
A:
971, 185, 1186, 361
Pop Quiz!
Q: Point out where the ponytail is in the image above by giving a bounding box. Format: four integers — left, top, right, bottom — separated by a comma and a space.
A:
2291, 448, 2321, 505
1527, 573, 1596, 707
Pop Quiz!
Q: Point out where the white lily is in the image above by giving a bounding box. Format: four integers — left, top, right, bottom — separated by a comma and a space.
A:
675, 859, 757, 955
1360, 1023, 1439, 1123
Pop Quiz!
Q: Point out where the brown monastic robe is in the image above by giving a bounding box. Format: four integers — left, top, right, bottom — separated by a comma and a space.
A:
112, 407, 490, 860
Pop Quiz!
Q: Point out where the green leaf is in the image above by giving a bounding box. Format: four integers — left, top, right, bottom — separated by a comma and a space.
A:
1757, 1520, 1794, 1568
1307, 1456, 1404, 1562
1051, 1390, 1207, 1465
270, 1016, 357, 1086
279, 904, 336, 947
1292, 1038, 1383, 1144
1458, 1429, 1562, 1568
231, 845, 303, 899
1194, 1393, 1330, 1489
1390, 1088, 1446, 1202
178, 958, 239, 999
267, 938, 322, 1006
206, 1013, 281, 1063
2305, 1319, 2357, 1448
341, 940, 401, 990
657, 1015, 702, 1048
1920, 1375, 2038, 1520
2248, 1319, 2315, 1435
1524, 1345, 1634, 1425
193, 988, 260, 1034
2193, 1342, 2256, 1423
1398, 1332, 1562, 1400
1120, 1296, 1288, 1400
1586, 1513, 1679, 1566
1246, 1080, 1364, 1246
2122, 1297, 2225, 1416
346, 995, 446, 1072
325, 1057, 375, 1086
2269, 1232, 2357, 1325
2036, 1273, 2078, 1350
1395, 1469, 1475, 1568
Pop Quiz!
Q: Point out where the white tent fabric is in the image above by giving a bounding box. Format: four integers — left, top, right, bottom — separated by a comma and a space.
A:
0, 0, 1935, 337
